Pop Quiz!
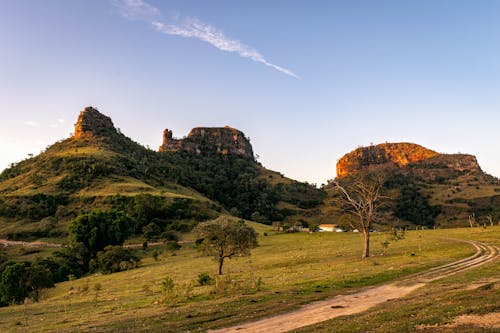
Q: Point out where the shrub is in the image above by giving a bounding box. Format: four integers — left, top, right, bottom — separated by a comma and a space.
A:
161, 276, 174, 296
165, 241, 181, 252
197, 272, 212, 286
95, 246, 140, 274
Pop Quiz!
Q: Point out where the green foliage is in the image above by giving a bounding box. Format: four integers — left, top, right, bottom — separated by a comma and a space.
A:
25, 261, 54, 301
52, 243, 89, 279
197, 272, 212, 286
165, 241, 181, 252
158, 153, 324, 223
151, 249, 159, 261
194, 217, 258, 274
0, 262, 28, 305
68, 209, 136, 259
58, 157, 114, 191
395, 183, 441, 227
0, 194, 68, 220
94, 245, 140, 274
161, 276, 174, 296
106, 194, 209, 235
0, 261, 54, 305
275, 182, 326, 209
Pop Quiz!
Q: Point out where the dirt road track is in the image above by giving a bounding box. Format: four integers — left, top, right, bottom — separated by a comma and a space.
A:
0, 239, 61, 248
209, 240, 498, 333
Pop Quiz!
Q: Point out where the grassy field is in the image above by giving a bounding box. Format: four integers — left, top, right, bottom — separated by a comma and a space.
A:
293, 229, 500, 333
0, 226, 498, 332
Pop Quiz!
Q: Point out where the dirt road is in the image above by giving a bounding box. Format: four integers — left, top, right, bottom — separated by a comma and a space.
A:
209, 240, 498, 333
0, 239, 62, 248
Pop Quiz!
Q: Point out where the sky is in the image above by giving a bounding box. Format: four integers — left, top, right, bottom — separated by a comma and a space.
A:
1, 0, 499, 185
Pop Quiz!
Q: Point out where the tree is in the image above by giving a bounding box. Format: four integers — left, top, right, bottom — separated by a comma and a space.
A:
95, 246, 140, 274
25, 262, 54, 302
0, 262, 28, 305
331, 172, 386, 259
193, 217, 258, 275
68, 209, 136, 260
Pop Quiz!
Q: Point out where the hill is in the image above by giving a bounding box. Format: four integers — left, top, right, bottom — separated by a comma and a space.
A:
0, 107, 325, 241
325, 142, 500, 228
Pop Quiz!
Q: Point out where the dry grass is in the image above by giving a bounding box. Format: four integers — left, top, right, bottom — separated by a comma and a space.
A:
0, 226, 497, 332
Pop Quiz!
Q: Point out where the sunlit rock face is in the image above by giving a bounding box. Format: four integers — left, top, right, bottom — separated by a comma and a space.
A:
336, 142, 482, 178
74, 107, 116, 139
336, 142, 438, 177
159, 126, 254, 160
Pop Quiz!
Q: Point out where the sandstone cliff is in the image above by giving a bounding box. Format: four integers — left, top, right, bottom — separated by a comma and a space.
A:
159, 126, 254, 160
336, 142, 481, 177
74, 106, 116, 139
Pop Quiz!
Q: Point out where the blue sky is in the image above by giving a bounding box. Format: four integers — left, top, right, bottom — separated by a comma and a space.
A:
1, 0, 499, 184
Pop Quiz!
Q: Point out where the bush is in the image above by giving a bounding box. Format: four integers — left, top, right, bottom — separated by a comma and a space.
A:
197, 272, 212, 286
95, 246, 140, 274
165, 241, 181, 252
161, 276, 174, 296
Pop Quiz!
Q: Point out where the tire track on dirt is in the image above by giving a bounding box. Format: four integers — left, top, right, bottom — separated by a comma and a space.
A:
209, 240, 498, 333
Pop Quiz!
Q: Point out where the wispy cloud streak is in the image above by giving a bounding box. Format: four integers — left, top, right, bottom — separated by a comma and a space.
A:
113, 0, 159, 20
113, 0, 299, 79
24, 121, 39, 127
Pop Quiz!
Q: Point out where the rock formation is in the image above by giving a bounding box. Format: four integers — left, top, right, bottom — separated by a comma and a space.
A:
159, 126, 254, 160
336, 142, 481, 177
74, 106, 116, 139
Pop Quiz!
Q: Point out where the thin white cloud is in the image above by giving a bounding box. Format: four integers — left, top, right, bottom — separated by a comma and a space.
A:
113, 0, 299, 79
113, 0, 159, 20
24, 121, 39, 127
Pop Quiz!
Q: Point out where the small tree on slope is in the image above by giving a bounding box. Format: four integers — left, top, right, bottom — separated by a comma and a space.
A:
194, 217, 258, 275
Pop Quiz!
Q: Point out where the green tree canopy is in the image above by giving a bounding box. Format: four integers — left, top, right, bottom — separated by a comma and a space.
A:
194, 216, 258, 275
68, 209, 136, 259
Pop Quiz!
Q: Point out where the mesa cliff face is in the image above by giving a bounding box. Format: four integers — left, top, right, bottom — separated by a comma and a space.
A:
336, 142, 481, 177
336, 143, 439, 177
159, 126, 254, 160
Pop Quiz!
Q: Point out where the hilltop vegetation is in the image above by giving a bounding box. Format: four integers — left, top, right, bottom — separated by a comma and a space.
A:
324, 142, 500, 230
0, 107, 325, 241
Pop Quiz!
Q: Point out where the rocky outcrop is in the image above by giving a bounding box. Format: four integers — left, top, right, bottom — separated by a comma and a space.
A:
414, 154, 482, 172
74, 107, 116, 139
336, 142, 483, 178
336, 143, 438, 177
159, 126, 254, 160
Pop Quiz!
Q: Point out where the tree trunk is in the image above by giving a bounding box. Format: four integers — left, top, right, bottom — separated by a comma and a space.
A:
362, 229, 370, 259
218, 257, 224, 275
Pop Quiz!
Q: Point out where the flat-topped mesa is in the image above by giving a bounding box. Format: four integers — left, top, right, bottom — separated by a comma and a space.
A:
74, 106, 116, 139
159, 126, 254, 160
336, 142, 439, 177
336, 142, 482, 177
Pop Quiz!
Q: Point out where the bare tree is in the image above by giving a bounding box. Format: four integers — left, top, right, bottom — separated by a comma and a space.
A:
331, 172, 386, 259
468, 213, 475, 228
485, 215, 493, 227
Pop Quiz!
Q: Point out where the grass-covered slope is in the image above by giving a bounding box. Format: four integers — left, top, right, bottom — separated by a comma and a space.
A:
0, 226, 497, 332
0, 107, 325, 240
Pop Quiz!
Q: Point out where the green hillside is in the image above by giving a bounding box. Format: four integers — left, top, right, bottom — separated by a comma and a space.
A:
324, 143, 500, 229
0, 107, 325, 240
